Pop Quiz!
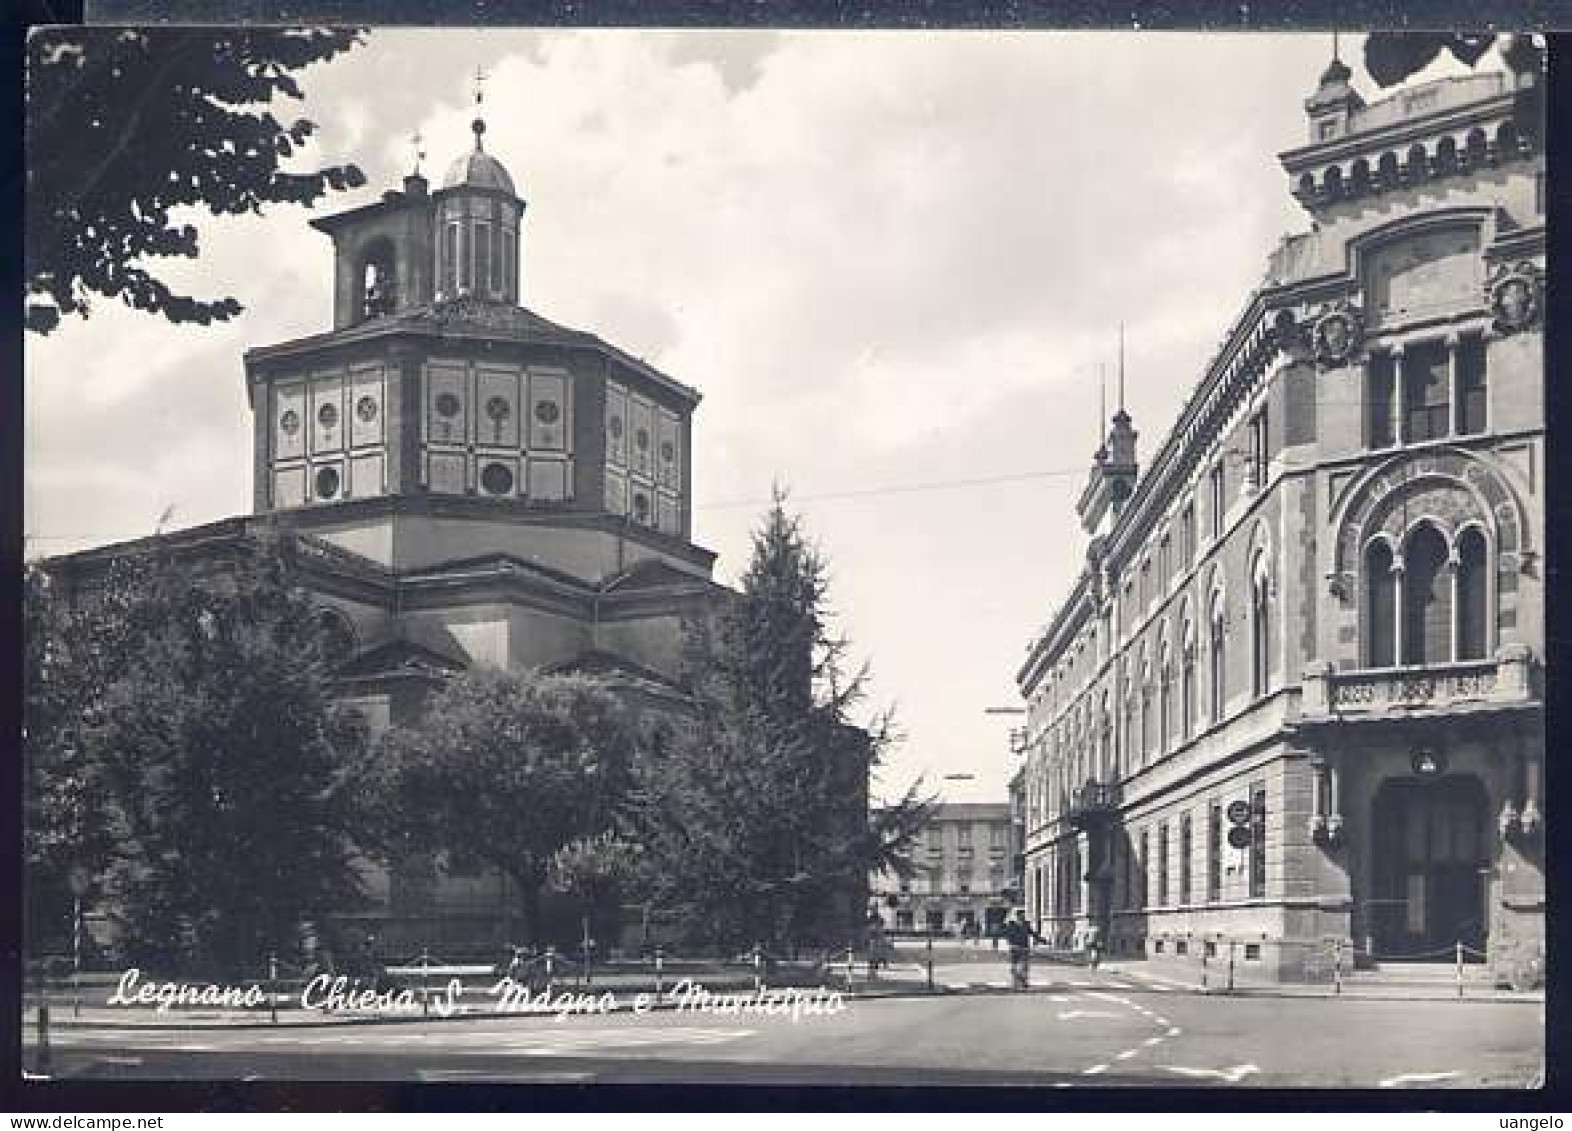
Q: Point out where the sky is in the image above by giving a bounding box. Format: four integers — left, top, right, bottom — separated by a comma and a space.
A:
24, 29, 1502, 806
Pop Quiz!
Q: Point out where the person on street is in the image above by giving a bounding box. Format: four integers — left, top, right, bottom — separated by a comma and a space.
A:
1085, 923, 1104, 971
1000, 909, 1046, 990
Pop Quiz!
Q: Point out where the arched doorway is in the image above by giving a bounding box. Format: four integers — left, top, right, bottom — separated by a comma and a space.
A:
1369, 775, 1490, 958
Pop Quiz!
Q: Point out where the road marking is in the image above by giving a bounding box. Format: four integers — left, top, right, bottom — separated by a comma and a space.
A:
99, 1056, 144, 1066
1049, 995, 1071, 1003
1167, 1027, 1183, 1037
1082, 1063, 1109, 1075
1163, 1064, 1259, 1084
1058, 1010, 1122, 1021
1069, 980, 1091, 987
1116, 1049, 1139, 1061
1379, 1071, 1462, 1088
1143, 1036, 1164, 1047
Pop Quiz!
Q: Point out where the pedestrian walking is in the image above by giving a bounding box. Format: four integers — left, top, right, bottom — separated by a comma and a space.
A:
1001, 909, 1046, 990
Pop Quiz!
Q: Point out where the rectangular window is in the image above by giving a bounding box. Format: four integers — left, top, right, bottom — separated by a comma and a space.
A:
474, 221, 492, 299
1403, 341, 1450, 442
459, 222, 473, 293
990, 824, 1007, 849
1157, 822, 1169, 907
1159, 534, 1171, 589
1249, 783, 1267, 899
1459, 336, 1487, 435
1181, 502, 1196, 566
502, 229, 517, 299
958, 825, 972, 847
1249, 406, 1270, 487
1207, 802, 1222, 903
1140, 559, 1151, 607
1367, 353, 1396, 448
1179, 811, 1193, 905
442, 222, 459, 296
1138, 829, 1149, 908
1208, 462, 1225, 540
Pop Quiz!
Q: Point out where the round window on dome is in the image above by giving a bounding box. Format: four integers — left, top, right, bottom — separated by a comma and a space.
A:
534, 400, 561, 425
356, 396, 379, 423
317, 402, 339, 429
315, 466, 341, 500
280, 409, 301, 436
632, 493, 651, 522
485, 395, 512, 423
635, 428, 650, 451
608, 415, 624, 439
481, 462, 515, 496
435, 392, 462, 419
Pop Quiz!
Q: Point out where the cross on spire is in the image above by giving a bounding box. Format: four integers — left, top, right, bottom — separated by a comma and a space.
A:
473, 65, 489, 107
409, 129, 425, 175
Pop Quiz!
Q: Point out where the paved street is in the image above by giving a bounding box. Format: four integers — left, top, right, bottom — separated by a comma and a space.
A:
27, 960, 1542, 1088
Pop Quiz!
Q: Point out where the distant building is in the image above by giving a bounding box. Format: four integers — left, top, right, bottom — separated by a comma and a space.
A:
872, 803, 1015, 936
1014, 48, 1545, 984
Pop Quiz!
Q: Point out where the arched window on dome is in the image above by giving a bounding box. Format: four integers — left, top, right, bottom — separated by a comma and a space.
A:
359, 239, 397, 319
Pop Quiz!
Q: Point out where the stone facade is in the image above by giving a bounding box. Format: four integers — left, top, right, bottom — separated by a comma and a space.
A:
1014, 54, 1545, 986
871, 803, 1016, 936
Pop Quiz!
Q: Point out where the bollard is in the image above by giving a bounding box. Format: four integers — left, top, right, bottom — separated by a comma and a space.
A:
72, 896, 83, 1019
581, 918, 594, 989
752, 944, 764, 993
268, 951, 280, 1024
545, 945, 556, 995
1227, 940, 1236, 993
1456, 940, 1463, 1000
36, 999, 51, 1076
925, 932, 934, 992
654, 947, 665, 997
843, 947, 854, 990
420, 947, 431, 1017
1200, 942, 1209, 990
1334, 938, 1343, 996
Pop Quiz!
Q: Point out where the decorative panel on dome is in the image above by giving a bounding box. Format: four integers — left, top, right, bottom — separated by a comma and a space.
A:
528, 457, 569, 502
348, 365, 384, 449
428, 451, 467, 495
629, 396, 655, 479
605, 468, 628, 516
657, 409, 682, 490
274, 383, 306, 461
310, 375, 344, 454
1365, 226, 1482, 326
427, 362, 468, 446
476, 365, 521, 449
529, 370, 569, 451
657, 490, 681, 536
629, 483, 655, 528
273, 466, 308, 509
605, 381, 629, 467
350, 452, 384, 499
312, 458, 345, 503
477, 456, 519, 498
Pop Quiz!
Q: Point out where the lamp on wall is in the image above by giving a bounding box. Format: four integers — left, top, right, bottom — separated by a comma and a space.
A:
1410, 747, 1446, 778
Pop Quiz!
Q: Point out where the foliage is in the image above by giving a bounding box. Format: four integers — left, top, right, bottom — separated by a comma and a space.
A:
24, 534, 371, 973
1361, 32, 1542, 89
26, 27, 366, 334
632, 490, 933, 953
363, 668, 639, 945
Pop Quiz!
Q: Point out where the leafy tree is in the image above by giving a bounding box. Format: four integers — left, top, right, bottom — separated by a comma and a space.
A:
24, 535, 371, 973
549, 832, 644, 952
634, 491, 931, 954
1361, 31, 1541, 88
26, 27, 366, 334
364, 668, 639, 946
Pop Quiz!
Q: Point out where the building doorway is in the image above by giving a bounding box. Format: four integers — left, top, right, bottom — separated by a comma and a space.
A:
1369, 775, 1489, 959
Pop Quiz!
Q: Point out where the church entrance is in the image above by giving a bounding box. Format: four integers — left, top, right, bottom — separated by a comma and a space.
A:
1369, 775, 1490, 960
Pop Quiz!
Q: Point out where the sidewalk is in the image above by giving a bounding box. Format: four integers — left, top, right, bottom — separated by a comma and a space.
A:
1100, 958, 1545, 1003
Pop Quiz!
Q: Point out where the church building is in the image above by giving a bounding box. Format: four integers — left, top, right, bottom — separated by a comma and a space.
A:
48, 96, 730, 949
1014, 43, 1544, 986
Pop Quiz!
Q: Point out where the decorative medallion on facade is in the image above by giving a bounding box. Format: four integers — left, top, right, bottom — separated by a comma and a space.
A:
1486, 260, 1542, 333
1311, 299, 1364, 366
355, 395, 379, 423
280, 409, 301, 435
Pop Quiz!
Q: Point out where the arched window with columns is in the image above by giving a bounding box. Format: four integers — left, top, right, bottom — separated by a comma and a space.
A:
1250, 556, 1272, 698
1365, 538, 1397, 666
1208, 590, 1226, 723
1140, 656, 1153, 762
1457, 526, 1489, 660
1180, 618, 1196, 740
1158, 639, 1173, 753
1403, 523, 1452, 665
